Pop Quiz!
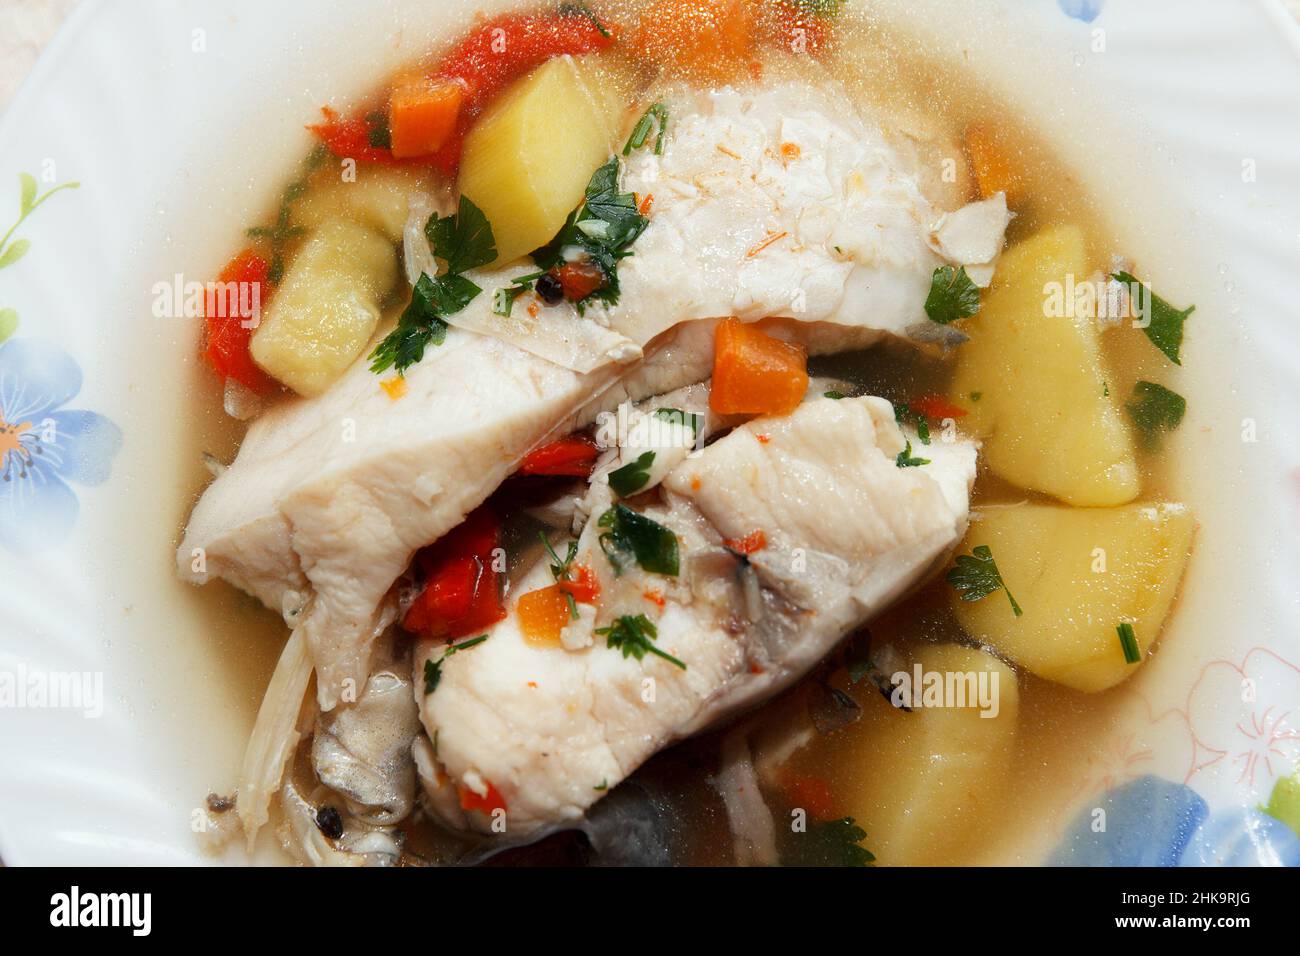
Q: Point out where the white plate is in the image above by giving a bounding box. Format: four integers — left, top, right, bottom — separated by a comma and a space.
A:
1, 0, 1298, 866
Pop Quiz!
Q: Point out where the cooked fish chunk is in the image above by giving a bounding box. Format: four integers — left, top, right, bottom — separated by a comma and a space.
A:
181, 330, 627, 710
433, 71, 1010, 369
417, 395, 977, 837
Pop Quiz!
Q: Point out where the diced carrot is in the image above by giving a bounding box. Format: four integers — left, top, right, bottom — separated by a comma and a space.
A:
557, 564, 600, 604
518, 436, 601, 477
723, 529, 767, 555
911, 395, 969, 421
709, 318, 808, 417
965, 123, 1024, 205
389, 78, 465, 159
379, 376, 407, 400
517, 584, 572, 648
631, 0, 753, 82
203, 250, 277, 394
459, 780, 508, 814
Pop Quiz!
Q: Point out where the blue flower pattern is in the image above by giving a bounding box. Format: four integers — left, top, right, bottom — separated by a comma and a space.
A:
1051, 775, 1300, 867
0, 338, 122, 554
1057, 0, 1105, 22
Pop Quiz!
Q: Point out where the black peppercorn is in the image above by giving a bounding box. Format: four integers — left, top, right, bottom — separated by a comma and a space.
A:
536, 272, 564, 305
316, 804, 344, 840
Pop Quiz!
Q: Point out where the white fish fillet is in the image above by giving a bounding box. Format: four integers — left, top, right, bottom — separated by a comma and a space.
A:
417, 395, 977, 837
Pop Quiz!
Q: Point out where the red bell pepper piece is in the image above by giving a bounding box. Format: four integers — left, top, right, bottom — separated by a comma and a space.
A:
557, 564, 601, 604
203, 250, 276, 394
402, 506, 506, 639
518, 436, 601, 477
459, 780, 508, 815
911, 395, 969, 421
308, 107, 406, 166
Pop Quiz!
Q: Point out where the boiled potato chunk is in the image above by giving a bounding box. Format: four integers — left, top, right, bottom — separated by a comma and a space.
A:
250, 218, 396, 396
951, 225, 1140, 506
458, 54, 631, 265
294, 166, 434, 243
778, 644, 1019, 866
951, 502, 1195, 692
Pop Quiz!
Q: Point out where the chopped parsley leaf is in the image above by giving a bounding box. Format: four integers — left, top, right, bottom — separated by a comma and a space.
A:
1112, 270, 1194, 366
824, 390, 846, 400
623, 103, 669, 157
894, 402, 932, 446
370, 196, 496, 374
653, 407, 704, 439
608, 450, 656, 497
558, 2, 613, 37
245, 145, 326, 284
427, 195, 498, 276
947, 545, 1022, 617
596, 614, 686, 670
1117, 622, 1142, 664
531, 156, 648, 313
924, 265, 981, 325
1125, 380, 1186, 450
784, 817, 876, 867
365, 111, 391, 150
598, 504, 679, 576
492, 270, 547, 317
423, 634, 489, 695
895, 440, 930, 468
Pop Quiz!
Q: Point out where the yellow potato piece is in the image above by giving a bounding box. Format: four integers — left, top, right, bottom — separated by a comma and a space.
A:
458, 54, 631, 265
951, 502, 1195, 692
951, 225, 1140, 506
250, 218, 397, 397
809, 644, 1020, 866
295, 166, 436, 243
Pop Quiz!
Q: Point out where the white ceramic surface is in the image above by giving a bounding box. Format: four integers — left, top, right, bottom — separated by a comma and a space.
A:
0, 0, 1297, 865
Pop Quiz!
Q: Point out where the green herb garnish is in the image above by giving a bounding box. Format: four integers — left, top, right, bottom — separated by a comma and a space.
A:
653, 407, 704, 439
598, 504, 680, 576
370, 196, 496, 374
924, 265, 981, 325
540, 533, 582, 620
426, 195, 498, 275
895, 440, 930, 469
1117, 622, 1141, 664
608, 450, 656, 497
784, 817, 876, 867
531, 157, 648, 313
423, 634, 489, 694
245, 145, 326, 284
623, 103, 669, 157
947, 545, 1022, 617
1112, 270, 1194, 366
558, 1, 613, 37
1125, 380, 1186, 450
894, 402, 932, 446
365, 111, 392, 149
824, 390, 846, 400
493, 270, 547, 316
596, 614, 686, 670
